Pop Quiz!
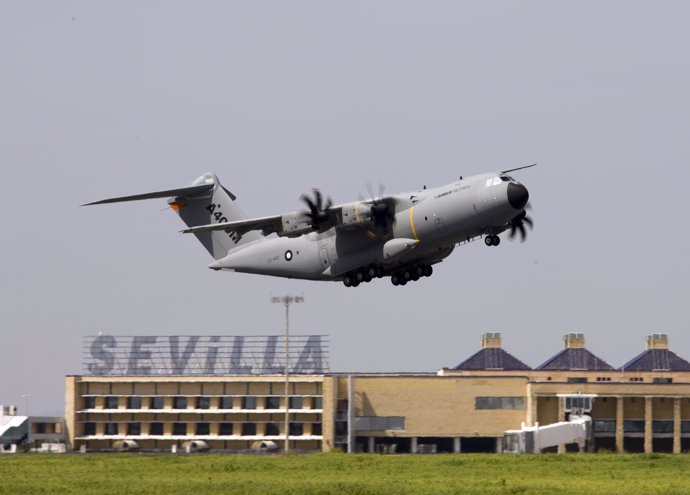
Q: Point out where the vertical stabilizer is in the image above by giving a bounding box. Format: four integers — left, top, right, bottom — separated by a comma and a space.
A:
171, 173, 263, 259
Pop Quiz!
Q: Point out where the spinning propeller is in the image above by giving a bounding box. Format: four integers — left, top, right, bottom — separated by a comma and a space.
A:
508, 206, 534, 242
300, 188, 333, 230
363, 182, 396, 233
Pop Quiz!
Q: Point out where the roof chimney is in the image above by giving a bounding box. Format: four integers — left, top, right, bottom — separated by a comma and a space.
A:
646, 333, 669, 350
564, 332, 585, 349
481, 332, 502, 349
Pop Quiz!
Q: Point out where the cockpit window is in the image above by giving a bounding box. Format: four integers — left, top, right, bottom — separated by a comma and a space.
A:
500, 176, 510, 182
485, 177, 503, 187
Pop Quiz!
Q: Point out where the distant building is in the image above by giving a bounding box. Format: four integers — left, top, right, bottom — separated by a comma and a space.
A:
65, 332, 690, 454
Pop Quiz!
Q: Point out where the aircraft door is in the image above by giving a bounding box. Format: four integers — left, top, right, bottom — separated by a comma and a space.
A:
319, 244, 331, 267
434, 215, 447, 234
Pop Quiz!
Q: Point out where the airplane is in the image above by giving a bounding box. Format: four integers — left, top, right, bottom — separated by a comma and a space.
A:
84, 165, 535, 287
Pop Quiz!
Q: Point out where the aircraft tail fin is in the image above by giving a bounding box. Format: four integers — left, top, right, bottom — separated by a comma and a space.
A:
84, 173, 263, 260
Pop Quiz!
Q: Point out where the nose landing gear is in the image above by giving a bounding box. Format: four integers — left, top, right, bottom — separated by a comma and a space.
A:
484, 235, 500, 247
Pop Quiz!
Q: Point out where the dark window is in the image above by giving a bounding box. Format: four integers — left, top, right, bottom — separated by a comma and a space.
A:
196, 396, 210, 409
475, 397, 526, 410
265, 396, 281, 409
84, 397, 96, 409
196, 423, 210, 435
219, 423, 233, 435
265, 422, 280, 436
567, 377, 587, 383
312, 423, 322, 435
173, 396, 187, 409
653, 377, 673, 384
127, 423, 141, 435
105, 396, 119, 409
289, 397, 303, 409
335, 421, 347, 436
149, 422, 164, 435
173, 422, 187, 435
104, 422, 119, 435
623, 420, 645, 433
593, 420, 616, 433
127, 396, 142, 409
220, 397, 233, 409
150, 396, 165, 409
242, 396, 257, 409
681, 421, 690, 433
242, 423, 256, 436
83, 422, 96, 435
289, 422, 304, 436
653, 420, 674, 433
312, 397, 323, 409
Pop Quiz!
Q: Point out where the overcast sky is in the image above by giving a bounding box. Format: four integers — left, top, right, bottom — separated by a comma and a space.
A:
2, 1, 689, 415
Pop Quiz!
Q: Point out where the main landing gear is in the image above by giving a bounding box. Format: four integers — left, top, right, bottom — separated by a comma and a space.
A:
342, 265, 385, 288
390, 264, 433, 286
484, 235, 500, 247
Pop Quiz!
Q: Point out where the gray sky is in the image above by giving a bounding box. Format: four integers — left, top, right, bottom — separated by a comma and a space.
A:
2, 1, 689, 415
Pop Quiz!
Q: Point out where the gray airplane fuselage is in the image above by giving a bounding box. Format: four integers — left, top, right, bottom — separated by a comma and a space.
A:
209, 173, 526, 281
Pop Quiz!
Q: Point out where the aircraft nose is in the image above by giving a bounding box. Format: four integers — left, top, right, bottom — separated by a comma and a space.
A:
507, 183, 529, 210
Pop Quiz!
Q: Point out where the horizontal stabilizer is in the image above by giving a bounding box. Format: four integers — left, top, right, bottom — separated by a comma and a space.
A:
82, 184, 214, 206
181, 214, 283, 236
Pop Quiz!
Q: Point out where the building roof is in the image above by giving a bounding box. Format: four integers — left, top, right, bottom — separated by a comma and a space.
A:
453, 348, 531, 371
536, 348, 614, 371
620, 349, 690, 371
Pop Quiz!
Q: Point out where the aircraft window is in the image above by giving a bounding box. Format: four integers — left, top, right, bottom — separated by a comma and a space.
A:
485, 178, 493, 187
500, 176, 510, 182
492, 177, 502, 186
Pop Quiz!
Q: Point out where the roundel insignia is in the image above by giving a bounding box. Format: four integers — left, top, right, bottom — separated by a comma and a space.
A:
285, 250, 293, 261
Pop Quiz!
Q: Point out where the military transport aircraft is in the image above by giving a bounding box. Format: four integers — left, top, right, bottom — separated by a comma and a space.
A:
84, 165, 535, 287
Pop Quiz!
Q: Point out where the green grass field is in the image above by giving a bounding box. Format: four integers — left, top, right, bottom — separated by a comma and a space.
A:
2, 453, 690, 495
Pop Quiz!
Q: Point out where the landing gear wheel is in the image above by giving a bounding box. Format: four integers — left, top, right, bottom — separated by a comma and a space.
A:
377, 266, 385, 278
356, 270, 366, 283
414, 265, 425, 277
493, 235, 500, 246
364, 273, 372, 283
399, 279, 407, 286
424, 265, 433, 277
485, 236, 494, 246
351, 279, 360, 288
343, 275, 353, 287
403, 270, 412, 281
367, 265, 378, 278
391, 274, 399, 286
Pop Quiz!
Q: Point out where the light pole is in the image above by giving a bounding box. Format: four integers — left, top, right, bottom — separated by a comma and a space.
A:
21, 394, 31, 416
271, 295, 304, 453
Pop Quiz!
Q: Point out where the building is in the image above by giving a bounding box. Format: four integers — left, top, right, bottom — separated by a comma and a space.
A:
65, 333, 690, 454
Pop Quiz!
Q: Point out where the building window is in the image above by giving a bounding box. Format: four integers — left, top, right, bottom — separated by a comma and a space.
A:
83, 422, 96, 435
220, 397, 233, 409
623, 420, 645, 433
196, 423, 210, 435
127, 396, 142, 409
196, 396, 210, 409
475, 397, 526, 410
265, 396, 281, 409
629, 377, 644, 382
173, 396, 187, 409
653, 377, 673, 384
84, 397, 96, 409
173, 423, 187, 435
289, 397, 303, 409
312, 423, 322, 435
596, 377, 612, 382
127, 423, 141, 435
150, 396, 165, 409
289, 422, 304, 436
104, 422, 119, 435
593, 420, 615, 433
241, 423, 256, 436
265, 422, 280, 436
149, 422, 164, 435
242, 396, 257, 409
219, 423, 233, 435
681, 421, 690, 433
105, 396, 119, 409
312, 397, 323, 409
653, 420, 674, 433
567, 377, 587, 384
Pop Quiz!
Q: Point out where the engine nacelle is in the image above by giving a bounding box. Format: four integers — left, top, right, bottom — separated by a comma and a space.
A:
341, 203, 373, 228
280, 212, 314, 237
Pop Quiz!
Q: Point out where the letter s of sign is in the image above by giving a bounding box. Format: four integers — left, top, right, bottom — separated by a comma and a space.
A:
88, 335, 116, 375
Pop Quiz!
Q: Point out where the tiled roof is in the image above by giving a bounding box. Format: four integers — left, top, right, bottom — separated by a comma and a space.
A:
453, 348, 531, 371
620, 349, 690, 371
536, 348, 614, 371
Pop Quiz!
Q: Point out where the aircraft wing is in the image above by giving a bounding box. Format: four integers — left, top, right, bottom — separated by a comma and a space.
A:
181, 214, 284, 237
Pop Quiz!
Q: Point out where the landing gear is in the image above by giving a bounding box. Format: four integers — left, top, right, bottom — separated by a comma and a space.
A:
390, 263, 434, 286
485, 235, 500, 247
343, 265, 382, 287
